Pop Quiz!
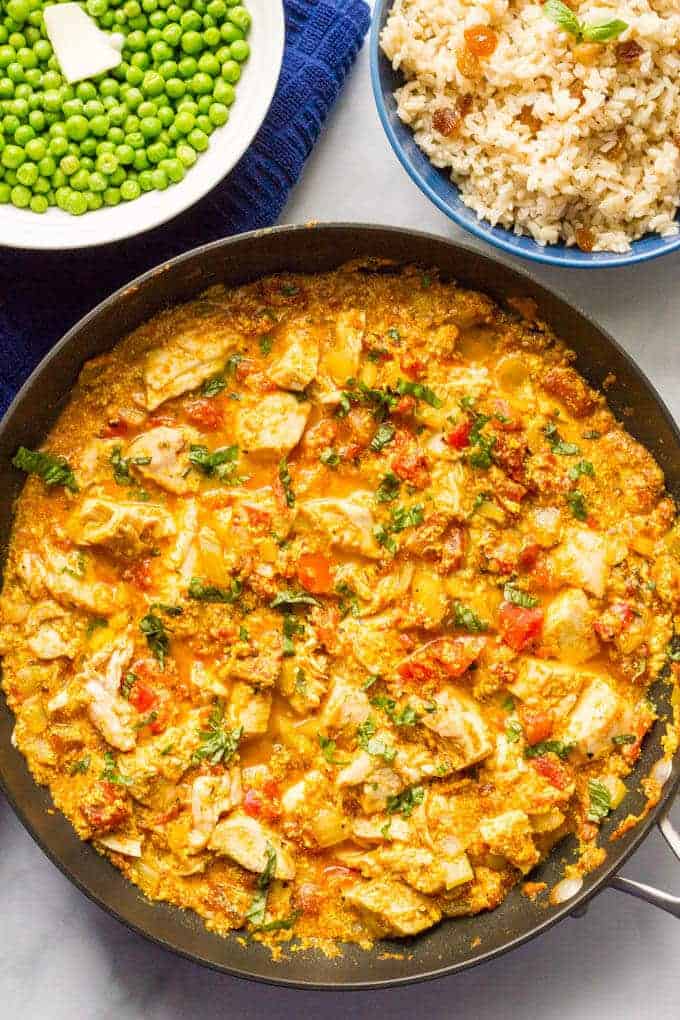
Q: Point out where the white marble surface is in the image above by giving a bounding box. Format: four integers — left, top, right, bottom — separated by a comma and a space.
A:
2, 13, 680, 1018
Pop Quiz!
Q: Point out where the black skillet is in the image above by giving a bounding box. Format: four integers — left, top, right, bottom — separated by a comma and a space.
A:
0, 224, 678, 989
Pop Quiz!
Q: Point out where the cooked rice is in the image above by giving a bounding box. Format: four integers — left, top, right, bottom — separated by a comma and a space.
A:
381, 0, 680, 252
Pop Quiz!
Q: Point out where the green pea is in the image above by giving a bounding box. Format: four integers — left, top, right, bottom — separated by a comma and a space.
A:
0, 182, 10, 202
228, 6, 250, 32
230, 39, 249, 62
162, 22, 181, 45
174, 109, 194, 134
180, 31, 203, 55
147, 140, 168, 163
70, 168, 90, 192
11, 182, 31, 207
160, 156, 184, 182
209, 101, 228, 127
65, 190, 88, 215
1, 144, 24, 168
116, 143, 135, 164
121, 178, 141, 200
29, 193, 47, 213
142, 71, 165, 97
221, 60, 240, 83
65, 115, 89, 141
96, 151, 118, 174
103, 186, 121, 205
89, 114, 110, 137
212, 79, 235, 105
88, 171, 107, 192
138, 168, 154, 190
151, 166, 168, 189
187, 127, 208, 151
86, 190, 103, 211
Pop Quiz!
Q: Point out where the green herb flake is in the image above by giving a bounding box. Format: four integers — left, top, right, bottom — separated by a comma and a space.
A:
256, 910, 301, 933
189, 444, 242, 484
139, 612, 170, 668
13, 446, 78, 493
188, 577, 242, 604
374, 524, 398, 555
356, 717, 396, 763
612, 733, 637, 746
86, 616, 108, 637
335, 581, 360, 618
68, 754, 91, 775
370, 422, 396, 453
503, 584, 539, 609
451, 601, 488, 633
568, 459, 595, 481
270, 588, 321, 610
225, 353, 244, 377
201, 375, 227, 397
278, 456, 295, 508
320, 448, 341, 468
566, 489, 588, 521
543, 0, 627, 43
386, 785, 425, 818
506, 720, 523, 743
587, 779, 612, 822
395, 378, 442, 409
375, 471, 401, 504
524, 740, 574, 761
192, 701, 242, 765
259, 334, 274, 356
246, 844, 277, 927
121, 672, 137, 699
318, 733, 348, 765
100, 751, 131, 786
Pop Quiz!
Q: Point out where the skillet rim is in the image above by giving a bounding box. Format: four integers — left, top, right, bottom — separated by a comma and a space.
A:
0, 222, 678, 990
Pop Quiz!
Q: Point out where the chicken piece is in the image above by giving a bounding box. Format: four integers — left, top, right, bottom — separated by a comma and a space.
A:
510, 657, 586, 718
352, 814, 411, 844
376, 844, 474, 895
67, 496, 176, 558
315, 309, 365, 401
420, 686, 493, 769
344, 877, 442, 937
127, 426, 198, 496
235, 393, 310, 455
542, 588, 599, 665
479, 810, 540, 874
339, 611, 408, 675
268, 320, 320, 391
561, 677, 634, 757
333, 561, 414, 617
27, 623, 77, 660
97, 834, 143, 857
279, 640, 329, 714
227, 682, 272, 738
281, 770, 350, 848
550, 527, 609, 598
298, 493, 381, 559
190, 660, 229, 697
359, 766, 404, 814
208, 811, 295, 879
123, 710, 204, 804
541, 365, 596, 418
19, 549, 122, 616
144, 326, 237, 410
428, 461, 465, 519
528, 506, 563, 548
335, 750, 374, 788
321, 674, 371, 730
81, 637, 137, 752
187, 769, 242, 852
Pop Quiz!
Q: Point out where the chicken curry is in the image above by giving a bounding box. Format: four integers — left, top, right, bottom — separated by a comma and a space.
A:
1, 263, 678, 948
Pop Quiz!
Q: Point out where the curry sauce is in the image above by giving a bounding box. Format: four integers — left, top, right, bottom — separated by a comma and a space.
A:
1, 263, 678, 948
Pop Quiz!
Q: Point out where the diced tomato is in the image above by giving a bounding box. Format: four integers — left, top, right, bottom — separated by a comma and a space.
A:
400, 355, 427, 379
148, 414, 176, 429
297, 552, 334, 595
399, 635, 486, 681
394, 395, 416, 417
184, 398, 223, 430
243, 790, 263, 818
313, 604, 341, 650
445, 416, 473, 449
101, 419, 129, 438
518, 543, 541, 571
243, 505, 272, 529
530, 755, 569, 790
128, 681, 157, 714
391, 439, 430, 488
498, 602, 544, 652
262, 778, 280, 800
149, 706, 168, 735
124, 557, 154, 591
519, 707, 553, 746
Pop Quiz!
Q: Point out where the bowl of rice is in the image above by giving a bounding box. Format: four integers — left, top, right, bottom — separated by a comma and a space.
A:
371, 0, 680, 267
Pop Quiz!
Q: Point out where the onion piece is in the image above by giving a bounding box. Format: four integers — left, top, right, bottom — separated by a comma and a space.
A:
97, 834, 143, 857
651, 758, 673, 786
550, 876, 583, 905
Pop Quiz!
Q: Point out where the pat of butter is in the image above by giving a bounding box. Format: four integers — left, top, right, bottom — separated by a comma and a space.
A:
43, 3, 123, 84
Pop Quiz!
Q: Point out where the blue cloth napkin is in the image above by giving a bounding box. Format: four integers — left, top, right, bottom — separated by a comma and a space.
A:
0, 0, 370, 415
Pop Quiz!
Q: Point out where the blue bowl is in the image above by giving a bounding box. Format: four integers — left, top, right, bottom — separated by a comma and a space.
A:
370, 0, 680, 268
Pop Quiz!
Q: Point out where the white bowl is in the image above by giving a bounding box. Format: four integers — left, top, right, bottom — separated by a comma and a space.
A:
0, 0, 285, 250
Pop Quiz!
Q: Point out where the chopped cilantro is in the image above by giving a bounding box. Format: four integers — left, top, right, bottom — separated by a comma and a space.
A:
371, 694, 420, 727
506, 720, 523, 743
451, 601, 488, 633
356, 717, 396, 762
375, 471, 401, 504
13, 446, 78, 492
139, 612, 170, 668
86, 617, 108, 637
386, 785, 425, 818
256, 911, 301, 933
192, 701, 242, 765
320, 448, 340, 468
318, 733, 348, 765
543, 422, 580, 456
120, 672, 137, 698
201, 375, 227, 397
524, 740, 573, 761
246, 844, 277, 927
189, 444, 242, 484
612, 733, 636, 746
566, 489, 588, 521
395, 378, 442, 408
587, 779, 612, 822
225, 353, 244, 376
374, 524, 398, 555
387, 327, 401, 341
503, 584, 539, 609
259, 334, 274, 355
100, 751, 130, 786
278, 456, 295, 507
390, 503, 424, 532
270, 588, 320, 610
568, 459, 595, 481
370, 422, 396, 453
282, 613, 305, 656
188, 577, 242, 603
335, 581, 360, 618
68, 754, 91, 775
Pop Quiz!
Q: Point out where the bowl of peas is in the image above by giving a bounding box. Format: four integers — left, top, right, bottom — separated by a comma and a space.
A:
0, 0, 284, 248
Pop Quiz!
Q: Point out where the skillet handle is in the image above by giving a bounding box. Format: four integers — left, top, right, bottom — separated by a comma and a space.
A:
609, 799, 680, 918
